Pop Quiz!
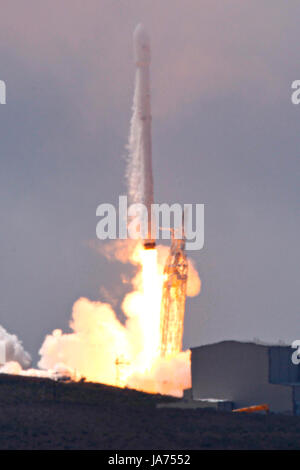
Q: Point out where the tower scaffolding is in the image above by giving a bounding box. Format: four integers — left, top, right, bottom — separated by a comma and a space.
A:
160, 229, 188, 357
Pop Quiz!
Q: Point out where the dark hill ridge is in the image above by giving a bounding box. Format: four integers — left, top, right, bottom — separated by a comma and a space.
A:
0, 373, 300, 449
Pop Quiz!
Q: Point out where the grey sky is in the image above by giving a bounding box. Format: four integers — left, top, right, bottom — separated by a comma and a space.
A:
0, 0, 299, 364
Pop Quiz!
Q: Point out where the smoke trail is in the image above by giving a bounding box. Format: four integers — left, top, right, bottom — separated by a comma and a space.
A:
126, 24, 154, 212
126, 74, 143, 206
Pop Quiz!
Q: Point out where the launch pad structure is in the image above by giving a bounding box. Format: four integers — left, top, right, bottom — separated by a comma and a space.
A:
159, 232, 188, 358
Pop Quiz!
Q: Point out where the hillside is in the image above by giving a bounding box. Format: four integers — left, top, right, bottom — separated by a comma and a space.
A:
0, 374, 299, 450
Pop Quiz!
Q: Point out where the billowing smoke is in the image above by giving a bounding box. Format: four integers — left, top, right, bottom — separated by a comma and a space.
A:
0, 25, 202, 397
36, 241, 200, 396
0, 324, 31, 371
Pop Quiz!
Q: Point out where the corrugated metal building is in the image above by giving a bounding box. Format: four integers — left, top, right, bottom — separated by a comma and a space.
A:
191, 341, 300, 415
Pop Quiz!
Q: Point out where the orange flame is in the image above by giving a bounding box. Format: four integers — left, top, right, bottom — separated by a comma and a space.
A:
37, 242, 200, 396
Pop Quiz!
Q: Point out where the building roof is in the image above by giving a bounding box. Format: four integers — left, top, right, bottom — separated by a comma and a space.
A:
190, 339, 290, 351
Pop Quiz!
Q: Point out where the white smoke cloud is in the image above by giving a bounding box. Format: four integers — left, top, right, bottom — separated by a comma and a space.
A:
127, 350, 191, 397
0, 325, 31, 371
37, 299, 130, 385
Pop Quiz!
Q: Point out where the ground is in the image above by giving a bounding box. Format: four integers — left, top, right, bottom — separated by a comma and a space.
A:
0, 374, 299, 450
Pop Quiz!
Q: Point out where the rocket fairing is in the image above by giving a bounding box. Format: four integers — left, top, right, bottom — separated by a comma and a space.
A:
133, 24, 156, 250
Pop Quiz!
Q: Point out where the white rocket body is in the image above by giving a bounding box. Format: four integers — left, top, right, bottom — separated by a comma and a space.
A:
133, 24, 155, 249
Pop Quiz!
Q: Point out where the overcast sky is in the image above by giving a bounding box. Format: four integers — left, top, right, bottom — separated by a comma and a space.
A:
0, 0, 299, 364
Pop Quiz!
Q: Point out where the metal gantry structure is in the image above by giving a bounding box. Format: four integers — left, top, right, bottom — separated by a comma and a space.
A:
160, 233, 188, 358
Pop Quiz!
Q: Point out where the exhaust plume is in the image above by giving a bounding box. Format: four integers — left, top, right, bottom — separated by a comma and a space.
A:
0, 324, 31, 370
37, 241, 200, 395
0, 25, 201, 397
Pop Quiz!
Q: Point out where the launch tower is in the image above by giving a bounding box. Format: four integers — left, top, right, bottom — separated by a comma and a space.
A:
160, 231, 188, 357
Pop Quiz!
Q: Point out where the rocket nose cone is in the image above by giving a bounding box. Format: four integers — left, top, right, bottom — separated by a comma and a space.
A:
134, 23, 149, 46
134, 23, 150, 65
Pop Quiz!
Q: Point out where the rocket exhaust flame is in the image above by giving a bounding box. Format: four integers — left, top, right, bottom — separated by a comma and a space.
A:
1, 239, 200, 395
36, 241, 199, 395
0, 25, 201, 397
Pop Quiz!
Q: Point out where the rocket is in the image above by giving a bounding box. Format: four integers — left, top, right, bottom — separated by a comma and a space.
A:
133, 24, 156, 250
